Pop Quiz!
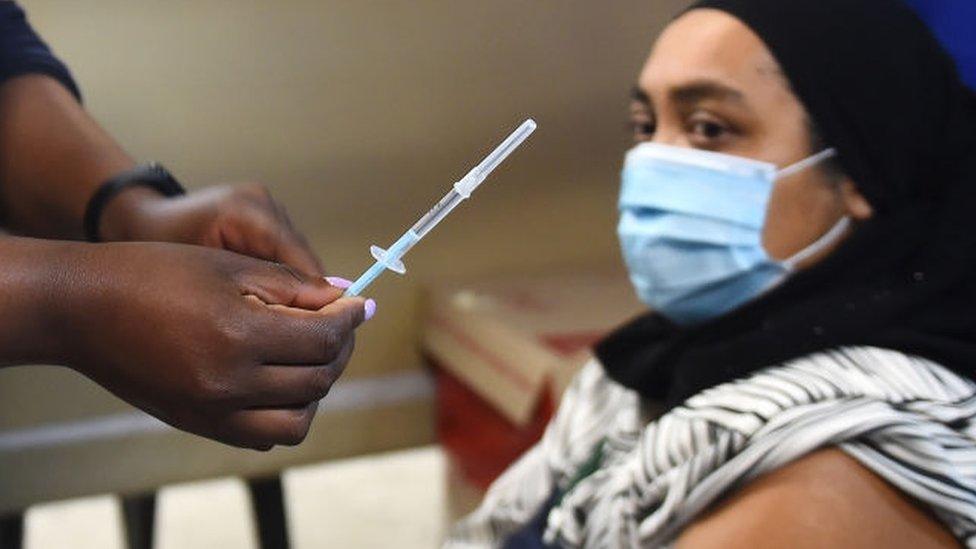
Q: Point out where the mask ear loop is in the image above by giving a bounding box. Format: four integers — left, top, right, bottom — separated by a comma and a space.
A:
782, 216, 852, 270
777, 148, 837, 180
772, 147, 848, 270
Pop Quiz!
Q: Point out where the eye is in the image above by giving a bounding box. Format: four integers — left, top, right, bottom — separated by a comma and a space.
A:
686, 112, 736, 148
629, 99, 656, 143
692, 120, 726, 139
631, 119, 656, 141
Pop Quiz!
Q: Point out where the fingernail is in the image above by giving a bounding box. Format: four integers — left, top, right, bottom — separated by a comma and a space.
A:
325, 276, 353, 289
364, 299, 377, 321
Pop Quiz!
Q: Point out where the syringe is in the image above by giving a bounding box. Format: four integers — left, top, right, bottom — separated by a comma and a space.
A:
344, 118, 537, 297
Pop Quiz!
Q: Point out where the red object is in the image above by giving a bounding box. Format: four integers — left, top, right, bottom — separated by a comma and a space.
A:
433, 361, 555, 490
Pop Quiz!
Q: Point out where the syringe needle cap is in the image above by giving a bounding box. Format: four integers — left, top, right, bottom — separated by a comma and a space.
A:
458, 118, 537, 197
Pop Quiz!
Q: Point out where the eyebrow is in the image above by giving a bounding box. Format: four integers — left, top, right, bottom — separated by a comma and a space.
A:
631, 80, 750, 109
671, 80, 747, 106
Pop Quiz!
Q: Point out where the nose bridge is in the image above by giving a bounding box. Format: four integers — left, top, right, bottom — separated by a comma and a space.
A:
651, 130, 690, 148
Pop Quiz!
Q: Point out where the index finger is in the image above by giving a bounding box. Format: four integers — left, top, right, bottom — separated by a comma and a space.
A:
275, 226, 326, 278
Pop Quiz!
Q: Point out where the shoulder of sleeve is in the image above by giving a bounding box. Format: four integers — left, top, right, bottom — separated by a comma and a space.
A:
0, 1, 81, 101
675, 448, 959, 549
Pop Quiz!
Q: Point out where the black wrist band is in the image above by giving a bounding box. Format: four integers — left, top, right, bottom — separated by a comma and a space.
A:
83, 162, 185, 242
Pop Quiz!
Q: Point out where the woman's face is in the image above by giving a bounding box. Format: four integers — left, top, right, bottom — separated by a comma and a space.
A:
631, 9, 873, 265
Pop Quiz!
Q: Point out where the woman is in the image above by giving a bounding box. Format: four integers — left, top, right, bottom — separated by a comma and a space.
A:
448, 0, 976, 546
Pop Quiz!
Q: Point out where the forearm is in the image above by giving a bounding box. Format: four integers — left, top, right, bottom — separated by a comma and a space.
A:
0, 74, 151, 239
0, 235, 74, 366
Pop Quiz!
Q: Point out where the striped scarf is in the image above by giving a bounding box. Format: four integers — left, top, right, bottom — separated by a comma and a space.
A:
446, 347, 976, 547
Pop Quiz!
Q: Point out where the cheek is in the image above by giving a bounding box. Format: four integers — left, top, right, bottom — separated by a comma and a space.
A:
761, 175, 845, 261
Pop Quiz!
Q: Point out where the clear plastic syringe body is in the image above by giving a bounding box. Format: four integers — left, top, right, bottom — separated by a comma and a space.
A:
410, 188, 463, 239
411, 117, 537, 239
344, 118, 536, 297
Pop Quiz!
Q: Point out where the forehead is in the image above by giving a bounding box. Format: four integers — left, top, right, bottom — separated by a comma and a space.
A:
638, 9, 787, 101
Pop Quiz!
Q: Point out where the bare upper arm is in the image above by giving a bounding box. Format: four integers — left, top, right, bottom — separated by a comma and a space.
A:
675, 448, 960, 549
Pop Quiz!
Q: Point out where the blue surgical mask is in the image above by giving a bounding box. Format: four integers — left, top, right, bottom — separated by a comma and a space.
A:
617, 142, 847, 325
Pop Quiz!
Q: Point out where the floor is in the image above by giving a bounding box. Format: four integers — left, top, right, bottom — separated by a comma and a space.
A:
22, 446, 448, 549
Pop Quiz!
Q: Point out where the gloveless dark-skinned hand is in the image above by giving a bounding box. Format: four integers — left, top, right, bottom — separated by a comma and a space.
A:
0, 70, 374, 451
43, 239, 366, 450
100, 183, 326, 277
0, 75, 327, 278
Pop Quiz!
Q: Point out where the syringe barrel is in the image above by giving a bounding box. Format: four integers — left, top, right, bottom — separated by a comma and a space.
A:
410, 188, 465, 239
347, 119, 537, 297
409, 119, 536, 241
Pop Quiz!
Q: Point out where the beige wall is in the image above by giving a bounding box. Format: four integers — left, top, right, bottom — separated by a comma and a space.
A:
23, 0, 689, 377
0, 0, 688, 502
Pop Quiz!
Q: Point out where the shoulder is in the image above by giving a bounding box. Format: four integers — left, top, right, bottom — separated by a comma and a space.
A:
675, 448, 959, 549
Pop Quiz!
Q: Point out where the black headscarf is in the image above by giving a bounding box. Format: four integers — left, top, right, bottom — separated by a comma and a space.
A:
596, 0, 976, 412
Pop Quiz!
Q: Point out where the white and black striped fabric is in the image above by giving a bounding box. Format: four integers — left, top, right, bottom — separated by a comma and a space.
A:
445, 347, 976, 548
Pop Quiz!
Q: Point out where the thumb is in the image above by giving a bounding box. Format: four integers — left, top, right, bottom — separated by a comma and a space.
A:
236, 261, 345, 310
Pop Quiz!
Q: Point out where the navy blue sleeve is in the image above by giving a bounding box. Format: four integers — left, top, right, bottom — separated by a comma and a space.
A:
903, 0, 976, 90
0, 1, 80, 100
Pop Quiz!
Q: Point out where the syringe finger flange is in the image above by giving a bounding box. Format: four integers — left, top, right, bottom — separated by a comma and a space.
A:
371, 245, 406, 274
